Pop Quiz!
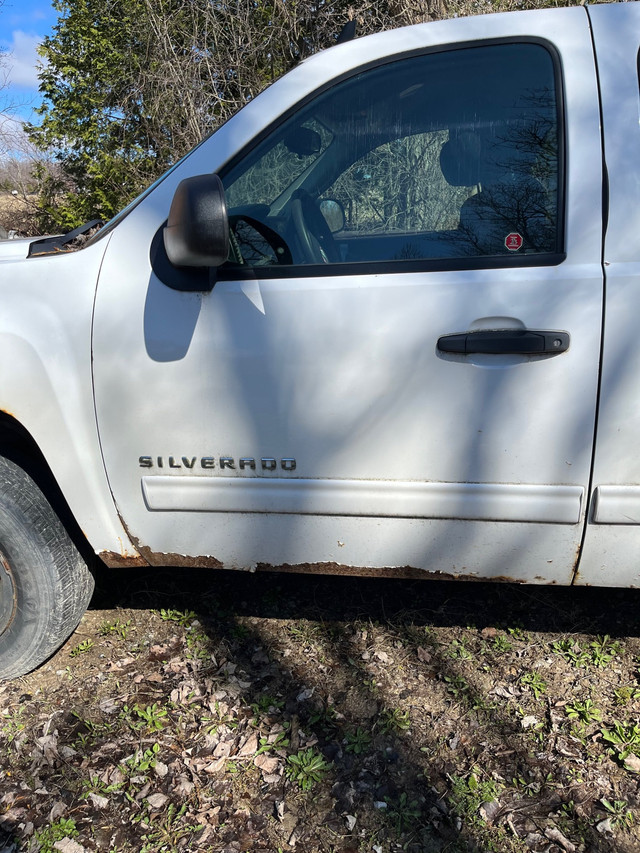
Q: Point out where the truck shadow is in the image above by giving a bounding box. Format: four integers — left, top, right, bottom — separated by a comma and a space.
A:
83, 565, 640, 851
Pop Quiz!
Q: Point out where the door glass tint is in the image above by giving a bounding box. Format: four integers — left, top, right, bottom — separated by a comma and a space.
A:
221, 42, 560, 268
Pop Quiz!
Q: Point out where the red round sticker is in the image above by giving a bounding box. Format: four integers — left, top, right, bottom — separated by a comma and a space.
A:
505, 232, 523, 252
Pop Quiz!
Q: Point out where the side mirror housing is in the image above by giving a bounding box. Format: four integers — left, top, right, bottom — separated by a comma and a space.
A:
164, 174, 229, 268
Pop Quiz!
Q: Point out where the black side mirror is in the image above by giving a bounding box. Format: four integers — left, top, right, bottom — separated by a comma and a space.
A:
164, 174, 229, 268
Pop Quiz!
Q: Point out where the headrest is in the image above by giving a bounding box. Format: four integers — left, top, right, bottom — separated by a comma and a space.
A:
439, 131, 483, 187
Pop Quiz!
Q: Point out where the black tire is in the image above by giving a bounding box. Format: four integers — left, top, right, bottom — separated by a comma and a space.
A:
0, 456, 94, 680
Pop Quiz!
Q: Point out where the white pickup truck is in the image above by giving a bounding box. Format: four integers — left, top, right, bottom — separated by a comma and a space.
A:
0, 2, 637, 678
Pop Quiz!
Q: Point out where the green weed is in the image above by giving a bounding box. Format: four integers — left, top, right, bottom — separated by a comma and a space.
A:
69, 638, 94, 657
519, 671, 547, 700
380, 707, 411, 733
565, 699, 602, 725
614, 686, 640, 706
33, 818, 78, 853
589, 635, 623, 668
99, 618, 132, 639
448, 638, 474, 660
444, 674, 470, 698
600, 798, 635, 830
601, 721, 640, 760
384, 792, 421, 834
158, 608, 197, 626
344, 726, 373, 754
448, 770, 501, 824
285, 748, 331, 791
140, 803, 204, 852
121, 703, 168, 732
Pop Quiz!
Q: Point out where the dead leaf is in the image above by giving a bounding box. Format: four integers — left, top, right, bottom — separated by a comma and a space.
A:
212, 741, 232, 758
88, 793, 109, 810
48, 801, 66, 822
479, 800, 500, 824
623, 752, 640, 773
203, 757, 227, 774
147, 793, 169, 809
254, 754, 280, 774
53, 840, 86, 853
238, 732, 258, 757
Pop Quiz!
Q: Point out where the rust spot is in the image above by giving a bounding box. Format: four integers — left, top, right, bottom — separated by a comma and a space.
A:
125, 535, 223, 569
254, 562, 525, 583
99, 550, 149, 569
143, 550, 224, 569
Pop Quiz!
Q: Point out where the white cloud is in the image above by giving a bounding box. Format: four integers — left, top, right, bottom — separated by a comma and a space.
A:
4, 30, 43, 89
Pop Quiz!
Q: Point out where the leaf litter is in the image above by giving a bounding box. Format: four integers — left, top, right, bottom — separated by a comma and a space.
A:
1, 568, 640, 852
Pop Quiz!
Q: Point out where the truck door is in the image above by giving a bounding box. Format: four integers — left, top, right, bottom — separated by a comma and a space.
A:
93, 8, 603, 582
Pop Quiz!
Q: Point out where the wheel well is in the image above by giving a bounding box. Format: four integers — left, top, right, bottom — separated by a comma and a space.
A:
0, 411, 95, 567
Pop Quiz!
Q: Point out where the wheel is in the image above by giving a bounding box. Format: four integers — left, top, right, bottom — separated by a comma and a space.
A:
0, 456, 94, 679
290, 190, 339, 263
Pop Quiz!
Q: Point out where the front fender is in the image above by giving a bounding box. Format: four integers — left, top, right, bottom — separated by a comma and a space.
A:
0, 238, 144, 564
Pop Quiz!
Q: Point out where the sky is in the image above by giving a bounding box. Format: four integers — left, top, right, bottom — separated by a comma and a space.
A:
0, 0, 57, 124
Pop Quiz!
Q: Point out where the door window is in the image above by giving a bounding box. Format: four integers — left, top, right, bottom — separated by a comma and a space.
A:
221, 42, 561, 270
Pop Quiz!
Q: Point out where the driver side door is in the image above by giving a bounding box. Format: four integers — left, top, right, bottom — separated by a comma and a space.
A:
93, 24, 603, 582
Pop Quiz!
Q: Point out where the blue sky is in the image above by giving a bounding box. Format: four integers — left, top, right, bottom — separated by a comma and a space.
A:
0, 0, 57, 121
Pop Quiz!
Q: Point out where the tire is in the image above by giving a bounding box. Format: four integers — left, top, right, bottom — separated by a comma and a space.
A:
0, 456, 94, 680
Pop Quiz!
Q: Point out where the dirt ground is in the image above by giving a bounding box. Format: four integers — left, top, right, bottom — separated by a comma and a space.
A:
1, 567, 640, 853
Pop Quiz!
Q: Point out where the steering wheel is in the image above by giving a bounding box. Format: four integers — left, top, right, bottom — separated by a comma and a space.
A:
290, 189, 339, 264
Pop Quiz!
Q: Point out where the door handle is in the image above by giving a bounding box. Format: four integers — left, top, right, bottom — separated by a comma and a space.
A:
437, 329, 570, 355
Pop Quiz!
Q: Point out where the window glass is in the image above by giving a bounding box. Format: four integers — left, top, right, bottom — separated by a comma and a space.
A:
221, 42, 560, 269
